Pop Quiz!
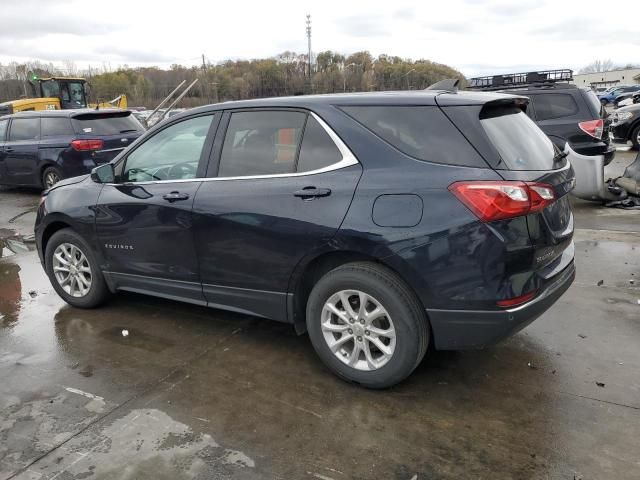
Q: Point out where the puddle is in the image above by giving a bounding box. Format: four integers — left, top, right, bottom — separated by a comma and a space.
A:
0, 262, 21, 326
100, 326, 175, 353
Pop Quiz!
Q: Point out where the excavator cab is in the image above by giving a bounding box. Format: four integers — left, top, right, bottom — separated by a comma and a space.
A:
33, 77, 88, 109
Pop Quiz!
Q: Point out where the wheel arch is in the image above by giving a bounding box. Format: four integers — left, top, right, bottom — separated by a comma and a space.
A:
288, 249, 429, 335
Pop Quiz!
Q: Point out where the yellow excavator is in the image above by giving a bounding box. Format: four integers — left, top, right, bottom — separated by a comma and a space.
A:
0, 76, 127, 116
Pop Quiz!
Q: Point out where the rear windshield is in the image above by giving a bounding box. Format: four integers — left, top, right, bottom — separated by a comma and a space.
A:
72, 112, 143, 136
480, 107, 555, 171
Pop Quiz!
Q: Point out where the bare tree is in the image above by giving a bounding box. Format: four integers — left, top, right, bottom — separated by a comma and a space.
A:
579, 59, 614, 74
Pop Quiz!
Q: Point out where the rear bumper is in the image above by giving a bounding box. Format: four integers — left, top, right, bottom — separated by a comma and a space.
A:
427, 260, 575, 350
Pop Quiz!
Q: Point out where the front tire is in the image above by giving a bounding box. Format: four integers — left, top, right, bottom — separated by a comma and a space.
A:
306, 262, 429, 389
45, 228, 110, 308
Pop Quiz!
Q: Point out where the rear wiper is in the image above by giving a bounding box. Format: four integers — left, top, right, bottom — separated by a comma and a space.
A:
119, 129, 138, 133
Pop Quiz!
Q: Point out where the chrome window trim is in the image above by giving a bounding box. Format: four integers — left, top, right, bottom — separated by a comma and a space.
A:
108, 111, 358, 186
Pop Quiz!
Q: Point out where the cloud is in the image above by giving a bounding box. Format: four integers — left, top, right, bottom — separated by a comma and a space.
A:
335, 15, 389, 38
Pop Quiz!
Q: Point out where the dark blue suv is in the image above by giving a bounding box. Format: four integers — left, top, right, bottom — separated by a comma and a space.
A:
35, 91, 576, 388
0, 109, 144, 189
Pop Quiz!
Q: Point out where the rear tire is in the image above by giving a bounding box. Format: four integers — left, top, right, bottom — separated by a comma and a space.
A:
45, 228, 110, 308
631, 124, 640, 150
42, 166, 62, 190
306, 262, 429, 389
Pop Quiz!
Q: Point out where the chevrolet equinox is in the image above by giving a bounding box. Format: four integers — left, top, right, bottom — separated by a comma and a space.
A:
35, 91, 576, 388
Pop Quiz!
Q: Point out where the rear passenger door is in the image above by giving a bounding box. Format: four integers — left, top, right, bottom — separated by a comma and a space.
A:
4, 117, 41, 186
192, 109, 362, 321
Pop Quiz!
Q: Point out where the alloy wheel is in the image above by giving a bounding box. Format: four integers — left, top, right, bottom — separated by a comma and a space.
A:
321, 289, 396, 371
52, 243, 92, 298
45, 171, 60, 189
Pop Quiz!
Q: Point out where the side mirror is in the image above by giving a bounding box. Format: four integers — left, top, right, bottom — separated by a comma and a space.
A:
91, 163, 115, 184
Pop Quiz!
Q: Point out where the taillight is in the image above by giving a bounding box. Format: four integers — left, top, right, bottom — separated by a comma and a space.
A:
71, 139, 104, 151
448, 181, 556, 222
578, 119, 603, 140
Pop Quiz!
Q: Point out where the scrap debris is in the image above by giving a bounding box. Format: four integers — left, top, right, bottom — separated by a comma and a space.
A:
605, 150, 640, 209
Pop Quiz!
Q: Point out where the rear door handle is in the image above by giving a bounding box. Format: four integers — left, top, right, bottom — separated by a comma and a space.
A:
162, 191, 190, 202
293, 187, 332, 199
4, 147, 14, 152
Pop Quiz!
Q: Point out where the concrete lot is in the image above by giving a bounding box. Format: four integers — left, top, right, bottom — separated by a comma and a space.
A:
1, 151, 639, 480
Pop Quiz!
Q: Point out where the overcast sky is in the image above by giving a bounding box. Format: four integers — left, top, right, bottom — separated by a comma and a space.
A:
1, 0, 638, 77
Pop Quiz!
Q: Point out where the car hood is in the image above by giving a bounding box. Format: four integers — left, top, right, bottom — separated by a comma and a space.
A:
46, 174, 90, 193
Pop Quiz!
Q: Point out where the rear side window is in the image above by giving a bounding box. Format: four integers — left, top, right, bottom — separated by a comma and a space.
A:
582, 89, 603, 117
9, 118, 40, 141
41, 117, 74, 137
72, 113, 143, 136
481, 107, 555, 171
531, 94, 578, 120
218, 111, 306, 177
0, 119, 7, 141
297, 117, 342, 172
340, 106, 482, 167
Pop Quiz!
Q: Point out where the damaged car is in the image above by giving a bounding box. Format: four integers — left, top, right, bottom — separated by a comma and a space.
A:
469, 69, 618, 202
35, 89, 575, 388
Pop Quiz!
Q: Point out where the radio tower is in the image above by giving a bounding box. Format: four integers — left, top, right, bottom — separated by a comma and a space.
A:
306, 14, 312, 78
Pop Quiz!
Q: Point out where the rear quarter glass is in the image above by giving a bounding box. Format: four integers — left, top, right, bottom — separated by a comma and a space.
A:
339, 105, 488, 168
480, 106, 556, 171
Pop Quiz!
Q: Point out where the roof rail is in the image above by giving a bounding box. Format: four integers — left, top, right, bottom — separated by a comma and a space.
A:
467, 69, 573, 91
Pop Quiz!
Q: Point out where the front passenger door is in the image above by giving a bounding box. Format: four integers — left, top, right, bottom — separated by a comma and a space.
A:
95, 113, 218, 304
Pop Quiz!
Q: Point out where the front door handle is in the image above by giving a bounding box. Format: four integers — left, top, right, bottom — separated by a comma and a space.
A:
162, 191, 190, 202
4, 147, 14, 153
293, 187, 332, 199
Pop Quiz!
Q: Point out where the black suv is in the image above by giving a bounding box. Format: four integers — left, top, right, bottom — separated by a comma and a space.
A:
0, 109, 144, 189
469, 70, 615, 164
35, 90, 576, 388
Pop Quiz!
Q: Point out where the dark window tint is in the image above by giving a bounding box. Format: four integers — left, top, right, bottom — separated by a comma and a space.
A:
9, 118, 40, 141
480, 107, 555, 171
582, 89, 603, 117
72, 112, 143, 136
41, 117, 74, 137
0, 119, 7, 141
532, 94, 579, 120
341, 106, 481, 167
218, 111, 306, 177
297, 117, 342, 172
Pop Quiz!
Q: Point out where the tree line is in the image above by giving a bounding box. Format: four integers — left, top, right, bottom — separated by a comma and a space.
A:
0, 51, 465, 108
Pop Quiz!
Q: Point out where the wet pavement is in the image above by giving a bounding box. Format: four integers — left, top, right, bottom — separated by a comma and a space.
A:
1, 152, 639, 480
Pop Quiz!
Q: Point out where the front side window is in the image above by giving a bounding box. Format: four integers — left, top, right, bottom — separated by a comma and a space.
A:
9, 118, 40, 141
122, 115, 213, 182
218, 111, 306, 177
0, 119, 7, 141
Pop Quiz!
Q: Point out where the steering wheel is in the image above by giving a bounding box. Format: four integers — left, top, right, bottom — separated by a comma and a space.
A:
167, 162, 197, 180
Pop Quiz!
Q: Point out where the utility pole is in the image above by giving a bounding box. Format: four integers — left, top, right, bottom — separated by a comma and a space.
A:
306, 15, 312, 78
